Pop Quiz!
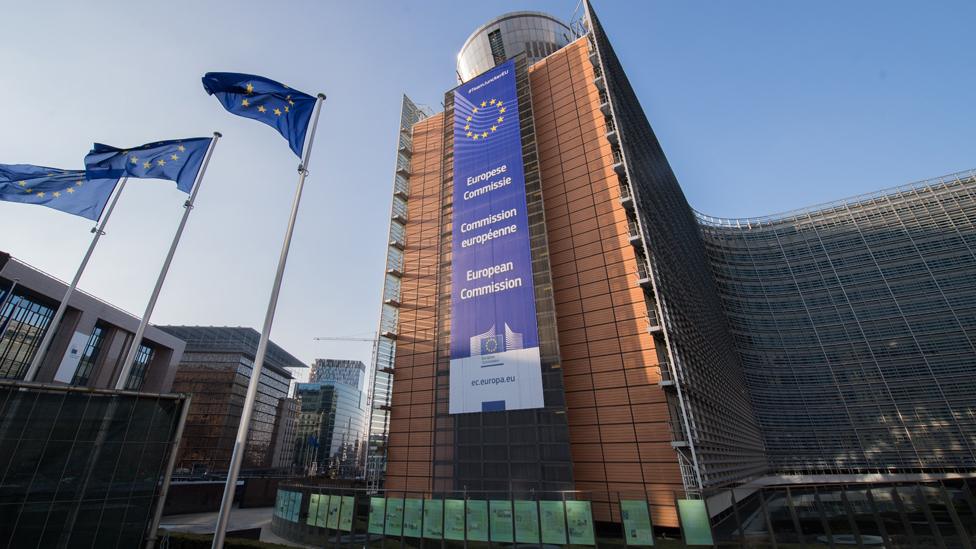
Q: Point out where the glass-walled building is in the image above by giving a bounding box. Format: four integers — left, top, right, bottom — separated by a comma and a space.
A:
698, 171, 976, 475
294, 367, 367, 479
158, 325, 306, 474
0, 251, 184, 391
360, 0, 976, 533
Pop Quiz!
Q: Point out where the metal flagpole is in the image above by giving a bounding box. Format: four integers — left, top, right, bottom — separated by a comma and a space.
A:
212, 93, 326, 549
115, 132, 222, 390
23, 176, 129, 382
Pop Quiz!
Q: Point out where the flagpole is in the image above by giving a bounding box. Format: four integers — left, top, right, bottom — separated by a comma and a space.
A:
212, 93, 326, 549
115, 132, 221, 390
23, 176, 129, 382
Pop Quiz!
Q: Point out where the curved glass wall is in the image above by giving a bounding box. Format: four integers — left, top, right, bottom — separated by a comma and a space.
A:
698, 170, 976, 474
457, 12, 572, 82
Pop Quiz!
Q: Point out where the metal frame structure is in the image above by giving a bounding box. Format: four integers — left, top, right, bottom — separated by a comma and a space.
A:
365, 96, 432, 492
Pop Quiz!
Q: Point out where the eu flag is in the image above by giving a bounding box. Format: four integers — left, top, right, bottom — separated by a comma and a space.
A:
84, 137, 212, 194
202, 72, 317, 158
0, 165, 119, 221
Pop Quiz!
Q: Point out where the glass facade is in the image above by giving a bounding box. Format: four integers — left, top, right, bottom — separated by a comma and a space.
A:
159, 326, 301, 474
70, 323, 106, 386
295, 381, 366, 478
0, 286, 54, 380
457, 12, 572, 83
123, 343, 154, 391
587, 4, 767, 494
365, 95, 431, 490
698, 171, 976, 474
0, 382, 187, 548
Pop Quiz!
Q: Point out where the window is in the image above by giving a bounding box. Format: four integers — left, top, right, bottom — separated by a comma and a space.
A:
487, 29, 506, 65
71, 324, 106, 386
124, 343, 154, 390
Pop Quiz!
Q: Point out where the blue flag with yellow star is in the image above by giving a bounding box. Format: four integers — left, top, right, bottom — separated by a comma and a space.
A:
0, 165, 119, 221
84, 137, 212, 194
202, 72, 316, 158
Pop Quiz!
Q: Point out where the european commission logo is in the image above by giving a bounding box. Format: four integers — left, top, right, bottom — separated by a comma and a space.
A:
470, 324, 524, 356
461, 98, 508, 141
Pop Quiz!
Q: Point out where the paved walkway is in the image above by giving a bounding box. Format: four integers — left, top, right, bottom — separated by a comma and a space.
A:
159, 505, 313, 548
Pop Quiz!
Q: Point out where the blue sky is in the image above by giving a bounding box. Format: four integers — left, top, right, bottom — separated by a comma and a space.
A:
1, 1, 973, 379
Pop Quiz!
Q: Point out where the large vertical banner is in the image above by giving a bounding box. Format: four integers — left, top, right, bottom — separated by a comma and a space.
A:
450, 59, 544, 414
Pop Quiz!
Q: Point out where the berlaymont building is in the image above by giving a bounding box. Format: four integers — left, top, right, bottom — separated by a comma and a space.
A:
273, 2, 976, 546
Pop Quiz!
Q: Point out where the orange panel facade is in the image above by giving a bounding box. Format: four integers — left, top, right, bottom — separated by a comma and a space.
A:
384, 38, 682, 527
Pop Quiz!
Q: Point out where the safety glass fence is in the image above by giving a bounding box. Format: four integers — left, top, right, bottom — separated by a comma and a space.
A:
269, 480, 976, 548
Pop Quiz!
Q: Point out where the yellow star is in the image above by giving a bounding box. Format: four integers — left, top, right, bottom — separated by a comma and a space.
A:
464, 124, 470, 130
17, 181, 26, 187
246, 83, 254, 94
466, 115, 472, 122
489, 99, 496, 105
122, 150, 129, 156
130, 156, 139, 164
258, 105, 267, 113
496, 101, 503, 107
157, 159, 166, 166
472, 107, 479, 113
273, 108, 282, 116
499, 107, 506, 113
472, 134, 479, 140
284, 106, 289, 113
480, 101, 487, 107
177, 144, 186, 152
170, 154, 179, 161
286, 95, 295, 106
25, 189, 32, 194
482, 131, 488, 138
242, 98, 250, 107
143, 161, 152, 169
76, 180, 83, 186
491, 125, 497, 132
66, 187, 75, 194
497, 116, 504, 123
53, 192, 61, 198
37, 191, 45, 198
466, 131, 473, 137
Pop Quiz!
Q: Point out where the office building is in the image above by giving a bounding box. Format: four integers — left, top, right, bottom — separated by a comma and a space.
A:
355, 1, 976, 534
271, 396, 300, 470
0, 251, 185, 391
0, 255, 189, 547
295, 359, 367, 478
158, 325, 306, 474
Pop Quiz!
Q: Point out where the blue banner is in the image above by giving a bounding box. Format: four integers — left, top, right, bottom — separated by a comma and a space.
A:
450, 59, 544, 414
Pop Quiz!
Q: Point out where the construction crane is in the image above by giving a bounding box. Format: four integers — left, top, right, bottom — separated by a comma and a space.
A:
312, 334, 380, 481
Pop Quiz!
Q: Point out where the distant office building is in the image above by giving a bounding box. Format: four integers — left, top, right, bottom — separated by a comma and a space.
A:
270, 397, 300, 470
295, 359, 366, 478
0, 251, 185, 391
361, 2, 976, 530
158, 325, 306, 474
309, 357, 365, 387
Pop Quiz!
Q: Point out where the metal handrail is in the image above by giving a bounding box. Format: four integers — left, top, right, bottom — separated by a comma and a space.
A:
694, 169, 976, 228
